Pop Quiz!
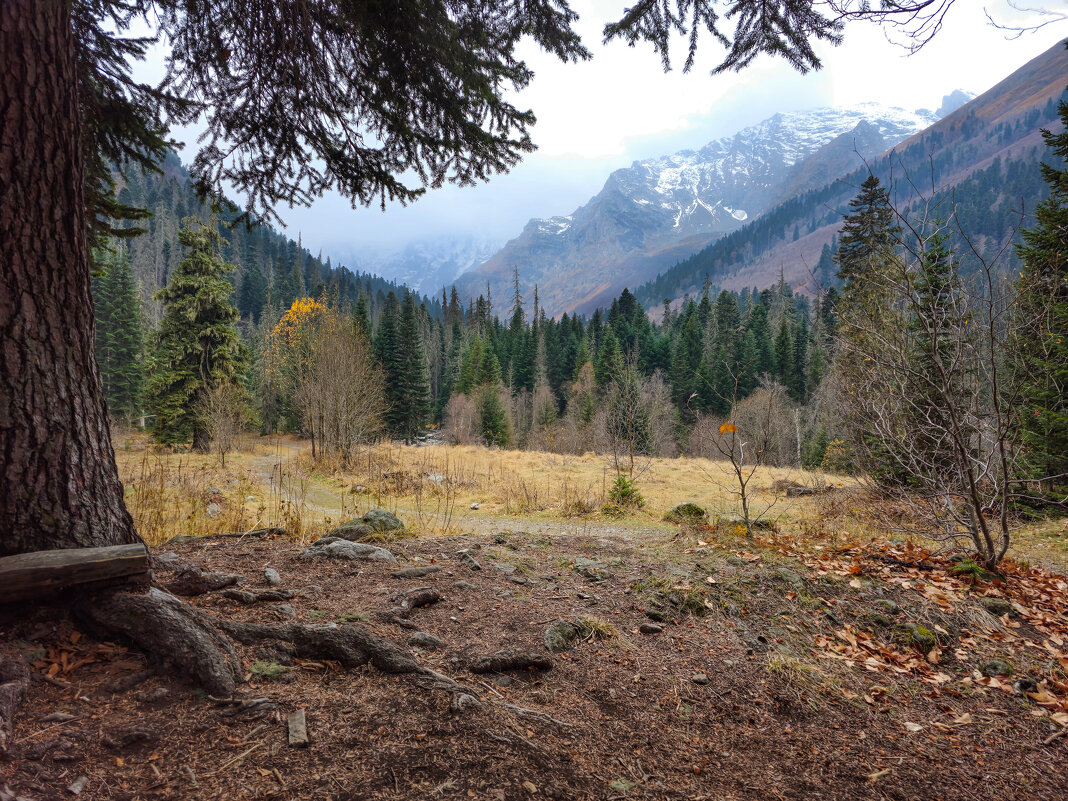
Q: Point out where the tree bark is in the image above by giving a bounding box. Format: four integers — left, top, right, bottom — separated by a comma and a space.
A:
0, 0, 139, 556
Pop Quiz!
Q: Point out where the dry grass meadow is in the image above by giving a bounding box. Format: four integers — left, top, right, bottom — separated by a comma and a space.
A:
112, 433, 1067, 571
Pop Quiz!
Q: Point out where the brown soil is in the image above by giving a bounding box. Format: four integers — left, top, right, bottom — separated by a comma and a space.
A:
2, 523, 1066, 800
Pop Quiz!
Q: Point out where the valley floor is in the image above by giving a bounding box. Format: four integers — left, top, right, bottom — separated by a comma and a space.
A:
2, 441, 1066, 799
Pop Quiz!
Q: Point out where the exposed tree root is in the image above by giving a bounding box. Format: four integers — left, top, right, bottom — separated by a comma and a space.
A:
215, 619, 421, 674
164, 563, 243, 596
76, 588, 241, 697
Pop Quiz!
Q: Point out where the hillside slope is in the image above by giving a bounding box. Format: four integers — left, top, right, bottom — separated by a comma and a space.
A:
457, 105, 941, 317
634, 40, 1068, 308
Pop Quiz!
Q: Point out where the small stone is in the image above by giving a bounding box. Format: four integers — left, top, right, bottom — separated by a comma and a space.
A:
470, 503, 480, 510
874, 599, 900, 615
691, 673, 709, 685
449, 693, 480, 713
454, 580, 478, 590
775, 568, 804, 587
459, 552, 482, 570
408, 631, 444, 650
67, 776, 89, 795
205, 502, 222, 518
725, 555, 747, 567
494, 675, 513, 687
493, 563, 518, 575
638, 623, 663, 635
980, 597, 1013, 617
263, 568, 282, 586
271, 604, 297, 619
428, 473, 446, 484
906, 622, 937, 654
544, 620, 582, 653
979, 659, 1012, 677
391, 565, 442, 579
287, 709, 309, 748
644, 607, 670, 623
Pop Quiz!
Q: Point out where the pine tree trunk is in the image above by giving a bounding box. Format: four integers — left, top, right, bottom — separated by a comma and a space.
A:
0, 0, 140, 557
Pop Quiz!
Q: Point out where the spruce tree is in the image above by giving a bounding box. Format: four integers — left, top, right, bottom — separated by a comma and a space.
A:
594, 327, 624, 388
145, 218, 247, 448
395, 291, 431, 443
1015, 97, 1068, 483
92, 246, 145, 425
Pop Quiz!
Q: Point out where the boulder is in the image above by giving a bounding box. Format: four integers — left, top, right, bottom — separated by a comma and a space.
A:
663, 503, 707, 524
299, 538, 396, 563
362, 509, 404, 532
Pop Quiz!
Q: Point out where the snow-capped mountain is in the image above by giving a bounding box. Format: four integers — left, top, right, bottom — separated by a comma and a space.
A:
456, 102, 943, 317
347, 235, 501, 295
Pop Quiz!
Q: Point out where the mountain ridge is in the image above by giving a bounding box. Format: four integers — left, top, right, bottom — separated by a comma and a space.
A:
456, 103, 943, 317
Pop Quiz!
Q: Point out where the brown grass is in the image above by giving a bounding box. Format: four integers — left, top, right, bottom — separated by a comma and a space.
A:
113, 433, 1067, 572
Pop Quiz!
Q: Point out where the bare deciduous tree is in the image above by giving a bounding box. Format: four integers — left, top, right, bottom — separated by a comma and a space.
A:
195, 381, 248, 468
295, 315, 385, 463
835, 199, 1054, 569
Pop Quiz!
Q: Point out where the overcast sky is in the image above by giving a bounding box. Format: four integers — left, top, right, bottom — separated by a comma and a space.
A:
150, 1, 1066, 264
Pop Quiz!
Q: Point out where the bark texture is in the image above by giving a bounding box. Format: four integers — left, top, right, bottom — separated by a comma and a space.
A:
77, 588, 241, 697
0, 0, 139, 556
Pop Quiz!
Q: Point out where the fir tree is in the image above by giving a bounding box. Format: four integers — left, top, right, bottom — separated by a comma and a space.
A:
594, 327, 624, 387
145, 218, 247, 448
395, 291, 431, 443
1015, 96, 1068, 483
92, 246, 145, 425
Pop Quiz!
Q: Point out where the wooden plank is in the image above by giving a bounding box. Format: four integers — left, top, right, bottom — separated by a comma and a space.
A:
0, 544, 150, 604
287, 709, 308, 748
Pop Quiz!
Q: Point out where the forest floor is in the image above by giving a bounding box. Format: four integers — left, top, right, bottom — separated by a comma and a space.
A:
2, 440, 1067, 800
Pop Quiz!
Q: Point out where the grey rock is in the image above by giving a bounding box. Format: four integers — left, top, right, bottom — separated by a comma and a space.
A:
644, 607, 670, 623
775, 568, 804, 587
299, 539, 397, 563
453, 580, 478, 590
459, 552, 482, 570
639, 623, 664, 635
330, 522, 376, 542
980, 597, 1013, 617
427, 474, 446, 484
979, 659, 1012, 677
470, 503, 480, 510
205, 502, 222, 518
271, 604, 298, 619
263, 568, 282, 586
725, 555, 747, 567
875, 599, 900, 615
154, 552, 180, 566
363, 509, 405, 532
408, 631, 444, 650
720, 515, 772, 530
544, 619, 583, 653
449, 693, 480, 713
906, 622, 937, 654
493, 563, 518, 575
494, 675, 513, 687
391, 565, 442, 579
691, 673, 709, 685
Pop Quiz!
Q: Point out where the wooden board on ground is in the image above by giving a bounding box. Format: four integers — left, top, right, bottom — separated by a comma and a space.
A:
0, 544, 150, 603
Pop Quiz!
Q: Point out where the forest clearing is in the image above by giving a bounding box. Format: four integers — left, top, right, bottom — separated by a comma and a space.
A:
2, 439, 1066, 799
